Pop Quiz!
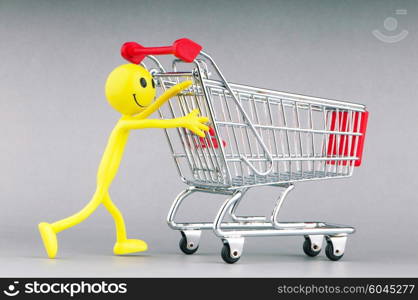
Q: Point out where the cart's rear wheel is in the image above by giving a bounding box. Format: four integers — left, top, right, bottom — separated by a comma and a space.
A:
325, 241, 344, 261
179, 232, 199, 255
303, 237, 321, 257
221, 243, 241, 264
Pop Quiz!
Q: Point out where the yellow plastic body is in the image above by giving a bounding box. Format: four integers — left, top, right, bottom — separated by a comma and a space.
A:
39, 64, 208, 258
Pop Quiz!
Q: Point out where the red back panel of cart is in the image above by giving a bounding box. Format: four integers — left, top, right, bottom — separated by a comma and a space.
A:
327, 111, 369, 167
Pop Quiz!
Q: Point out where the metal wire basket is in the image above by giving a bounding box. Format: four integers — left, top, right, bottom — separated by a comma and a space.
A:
154, 54, 368, 190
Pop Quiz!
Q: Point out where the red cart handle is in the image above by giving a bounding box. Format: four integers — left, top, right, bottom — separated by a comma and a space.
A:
121, 38, 202, 64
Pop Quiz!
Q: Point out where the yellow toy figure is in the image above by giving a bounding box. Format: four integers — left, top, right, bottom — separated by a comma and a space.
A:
38, 64, 209, 258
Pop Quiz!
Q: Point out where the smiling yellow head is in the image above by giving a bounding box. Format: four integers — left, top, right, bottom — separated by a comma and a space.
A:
105, 64, 156, 115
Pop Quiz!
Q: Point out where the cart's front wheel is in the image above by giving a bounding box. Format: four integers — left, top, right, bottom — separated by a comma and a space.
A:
221, 243, 241, 264
303, 237, 322, 257
325, 240, 344, 261
179, 231, 200, 255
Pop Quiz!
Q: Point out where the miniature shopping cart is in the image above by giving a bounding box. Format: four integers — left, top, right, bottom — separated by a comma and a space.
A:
122, 38, 369, 263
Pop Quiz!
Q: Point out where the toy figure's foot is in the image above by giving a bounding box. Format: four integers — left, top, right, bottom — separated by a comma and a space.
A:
38, 222, 58, 259
113, 239, 148, 255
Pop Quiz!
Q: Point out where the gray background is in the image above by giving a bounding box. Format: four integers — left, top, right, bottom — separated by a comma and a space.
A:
0, 0, 417, 277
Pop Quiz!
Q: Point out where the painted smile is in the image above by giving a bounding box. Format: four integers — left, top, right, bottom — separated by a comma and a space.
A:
132, 94, 145, 107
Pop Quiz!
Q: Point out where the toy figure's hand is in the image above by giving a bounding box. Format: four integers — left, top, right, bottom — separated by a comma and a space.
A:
178, 109, 209, 137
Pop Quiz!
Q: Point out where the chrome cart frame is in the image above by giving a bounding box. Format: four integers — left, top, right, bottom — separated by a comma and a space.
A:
143, 50, 368, 263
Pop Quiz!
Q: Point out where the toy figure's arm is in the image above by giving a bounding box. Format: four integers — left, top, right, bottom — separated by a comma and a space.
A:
119, 109, 209, 137
134, 80, 193, 120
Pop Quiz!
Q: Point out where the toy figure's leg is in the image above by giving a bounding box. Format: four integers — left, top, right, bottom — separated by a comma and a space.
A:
102, 193, 148, 255
38, 186, 106, 258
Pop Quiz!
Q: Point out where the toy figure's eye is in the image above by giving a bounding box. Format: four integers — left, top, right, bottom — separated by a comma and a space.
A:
151, 78, 155, 89
140, 77, 147, 88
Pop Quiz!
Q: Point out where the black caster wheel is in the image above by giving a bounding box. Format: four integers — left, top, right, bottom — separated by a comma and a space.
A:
303, 237, 321, 257
179, 232, 199, 255
325, 241, 344, 261
221, 243, 241, 264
